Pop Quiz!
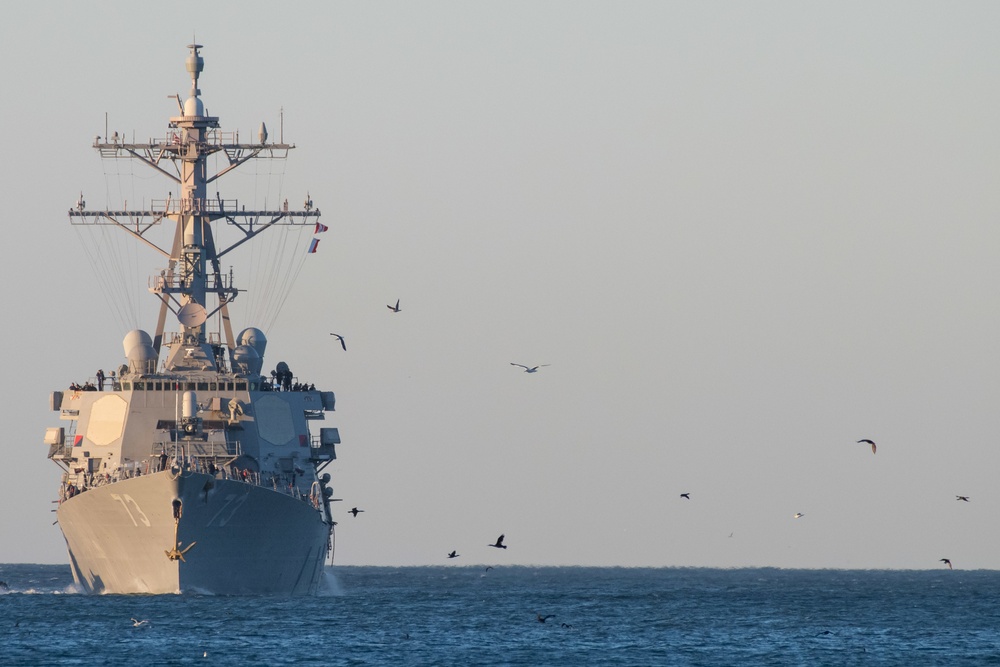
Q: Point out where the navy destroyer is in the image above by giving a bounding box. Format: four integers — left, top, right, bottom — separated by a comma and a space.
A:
43, 45, 341, 594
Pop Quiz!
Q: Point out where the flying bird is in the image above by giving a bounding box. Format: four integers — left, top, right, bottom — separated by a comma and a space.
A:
387, 299, 401, 313
956, 496, 970, 502
489, 534, 507, 549
349, 507, 364, 517
680, 493, 690, 500
941, 558, 953, 570
794, 513, 805, 519
130, 618, 149, 628
329, 333, 346, 351
447, 550, 459, 559
536, 613, 555, 623
857, 439, 876, 454
510, 363, 549, 373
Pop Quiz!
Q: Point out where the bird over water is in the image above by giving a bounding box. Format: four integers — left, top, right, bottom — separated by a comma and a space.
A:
510, 363, 549, 373
858, 439, 876, 454
489, 534, 508, 549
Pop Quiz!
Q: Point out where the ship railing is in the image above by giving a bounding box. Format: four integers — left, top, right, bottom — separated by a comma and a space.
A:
58, 461, 316, 506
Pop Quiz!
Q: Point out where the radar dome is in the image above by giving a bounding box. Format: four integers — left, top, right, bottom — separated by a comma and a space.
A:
237, 327, 268, 357
232, 344, 262, 376
122, 330, 153, 358
127, 342, 158, 374
184, 96, 204, 117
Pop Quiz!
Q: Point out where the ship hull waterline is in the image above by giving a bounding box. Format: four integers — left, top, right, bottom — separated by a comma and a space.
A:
56, 471, 331, 595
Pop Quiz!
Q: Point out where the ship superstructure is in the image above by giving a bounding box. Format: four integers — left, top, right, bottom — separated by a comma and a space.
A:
44, 45, 342, 594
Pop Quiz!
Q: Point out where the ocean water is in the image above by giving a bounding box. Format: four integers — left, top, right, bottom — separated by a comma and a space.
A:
2, 564, 999, 666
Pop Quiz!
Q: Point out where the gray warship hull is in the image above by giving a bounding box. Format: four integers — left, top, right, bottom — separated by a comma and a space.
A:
47, 44, 344, 595
57, 471, 330, 595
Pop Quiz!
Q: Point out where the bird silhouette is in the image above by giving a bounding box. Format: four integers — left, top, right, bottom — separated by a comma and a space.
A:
510, 363, 549, 373
536, 613, 555, 623
387, 299, 401, 313
680, 493, 690, 499
941, 558, 953, 570
794, 513, 805, 519
349, 507, 364, 517
489, 534, 507, 549
447, 550, 459, 559
560, 622, 573, 629
857, 439, 876, 454
956, 496, 970, 502
329, 333, 346, 351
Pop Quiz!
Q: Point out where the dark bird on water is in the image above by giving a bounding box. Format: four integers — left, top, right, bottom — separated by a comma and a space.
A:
680, 493, 690, 499
956, 496, 970, 502
536, 614, 555, 623
447, 550, 459, 559
510, 363, 549, 373
489, 534, 507, 549
329, 333, 346, 351
941, 558, 953, 570
857, 439, 876, 454
561, 622, 573, 629
388, 299, 401, 313
349, 507, 364, 517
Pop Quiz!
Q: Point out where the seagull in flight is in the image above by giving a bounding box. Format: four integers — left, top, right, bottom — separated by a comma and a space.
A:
489, 534, 508, 549
794, 513, 805, 519
447, 550, 459, 559
130, 618, 149, 628
349, 507, 364, 517
941, 558, 953, 570
680, 493, 690, 500
510, 363, 549, 373
956, 496, 970, 502
329, 333, 346, 351
857, 439, 876, 454
387, 299, 401, 313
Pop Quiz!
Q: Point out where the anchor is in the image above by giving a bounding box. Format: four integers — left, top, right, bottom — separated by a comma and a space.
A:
165, 499, 196, 562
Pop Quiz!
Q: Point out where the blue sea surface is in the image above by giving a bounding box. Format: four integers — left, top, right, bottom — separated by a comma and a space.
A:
1, 564, 999, 665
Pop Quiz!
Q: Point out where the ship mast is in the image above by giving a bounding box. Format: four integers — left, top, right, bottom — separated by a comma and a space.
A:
68, 44, 321, 375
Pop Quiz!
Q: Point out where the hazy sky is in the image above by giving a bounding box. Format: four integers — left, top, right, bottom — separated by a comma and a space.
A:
3, 1, 1000, 569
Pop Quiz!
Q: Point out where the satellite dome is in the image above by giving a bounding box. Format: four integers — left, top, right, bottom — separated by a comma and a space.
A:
184, 96, 204, 117
233, 344, 262, 376
237, 327, 268, 357
122, 330, 153, 358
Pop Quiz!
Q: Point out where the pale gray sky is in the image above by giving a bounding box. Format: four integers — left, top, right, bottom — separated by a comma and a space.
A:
3, 1, 1000, 568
